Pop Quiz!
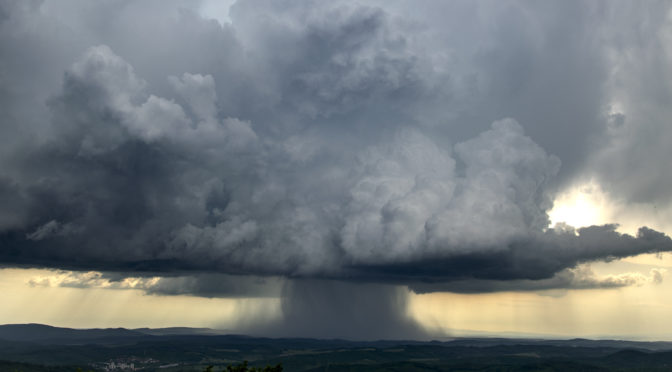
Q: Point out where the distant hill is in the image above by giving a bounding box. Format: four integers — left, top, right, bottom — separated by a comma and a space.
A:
2, 323, 672, 350
133, 326, 227, 336
0, 323, 146, 344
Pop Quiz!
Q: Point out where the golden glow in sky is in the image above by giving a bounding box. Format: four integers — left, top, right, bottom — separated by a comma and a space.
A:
2, 258, 671, 340
0, 268, 280, 331
548, 181, 609, 229
549, 180, 672, 237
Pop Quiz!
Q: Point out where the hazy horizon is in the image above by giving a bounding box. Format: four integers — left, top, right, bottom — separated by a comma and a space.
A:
5, 321, 672, 343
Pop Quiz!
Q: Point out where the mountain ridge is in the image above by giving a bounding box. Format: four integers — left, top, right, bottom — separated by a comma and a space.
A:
2, 323, 672, 350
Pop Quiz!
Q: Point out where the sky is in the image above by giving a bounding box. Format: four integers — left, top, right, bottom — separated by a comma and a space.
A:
1, 0, 672, 340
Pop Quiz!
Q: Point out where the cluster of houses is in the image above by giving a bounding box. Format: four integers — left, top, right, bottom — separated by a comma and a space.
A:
102, 361, 135, 371
97, 357, 164, 371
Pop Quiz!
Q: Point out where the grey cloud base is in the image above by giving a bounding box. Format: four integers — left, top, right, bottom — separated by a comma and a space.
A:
2, 0, 672, 298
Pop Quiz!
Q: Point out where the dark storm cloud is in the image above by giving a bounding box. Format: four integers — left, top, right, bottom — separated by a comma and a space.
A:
352, 225, 672, 284
411, 265, 667, 294
589, 2, 672, 204
1, 0, 672, 300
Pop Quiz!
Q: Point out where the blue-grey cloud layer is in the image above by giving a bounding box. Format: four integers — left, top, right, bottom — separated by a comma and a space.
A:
2, 0, 672, 296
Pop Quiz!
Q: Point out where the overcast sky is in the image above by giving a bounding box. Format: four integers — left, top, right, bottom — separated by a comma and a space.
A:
2, 0, 672, 340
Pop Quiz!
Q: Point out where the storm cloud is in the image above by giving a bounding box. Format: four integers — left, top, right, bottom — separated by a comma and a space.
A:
2, 0, 672, 325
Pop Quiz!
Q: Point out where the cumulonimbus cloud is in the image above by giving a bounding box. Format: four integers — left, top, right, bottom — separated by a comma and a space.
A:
1, 0, 672, 299
3, 44, 671, 292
